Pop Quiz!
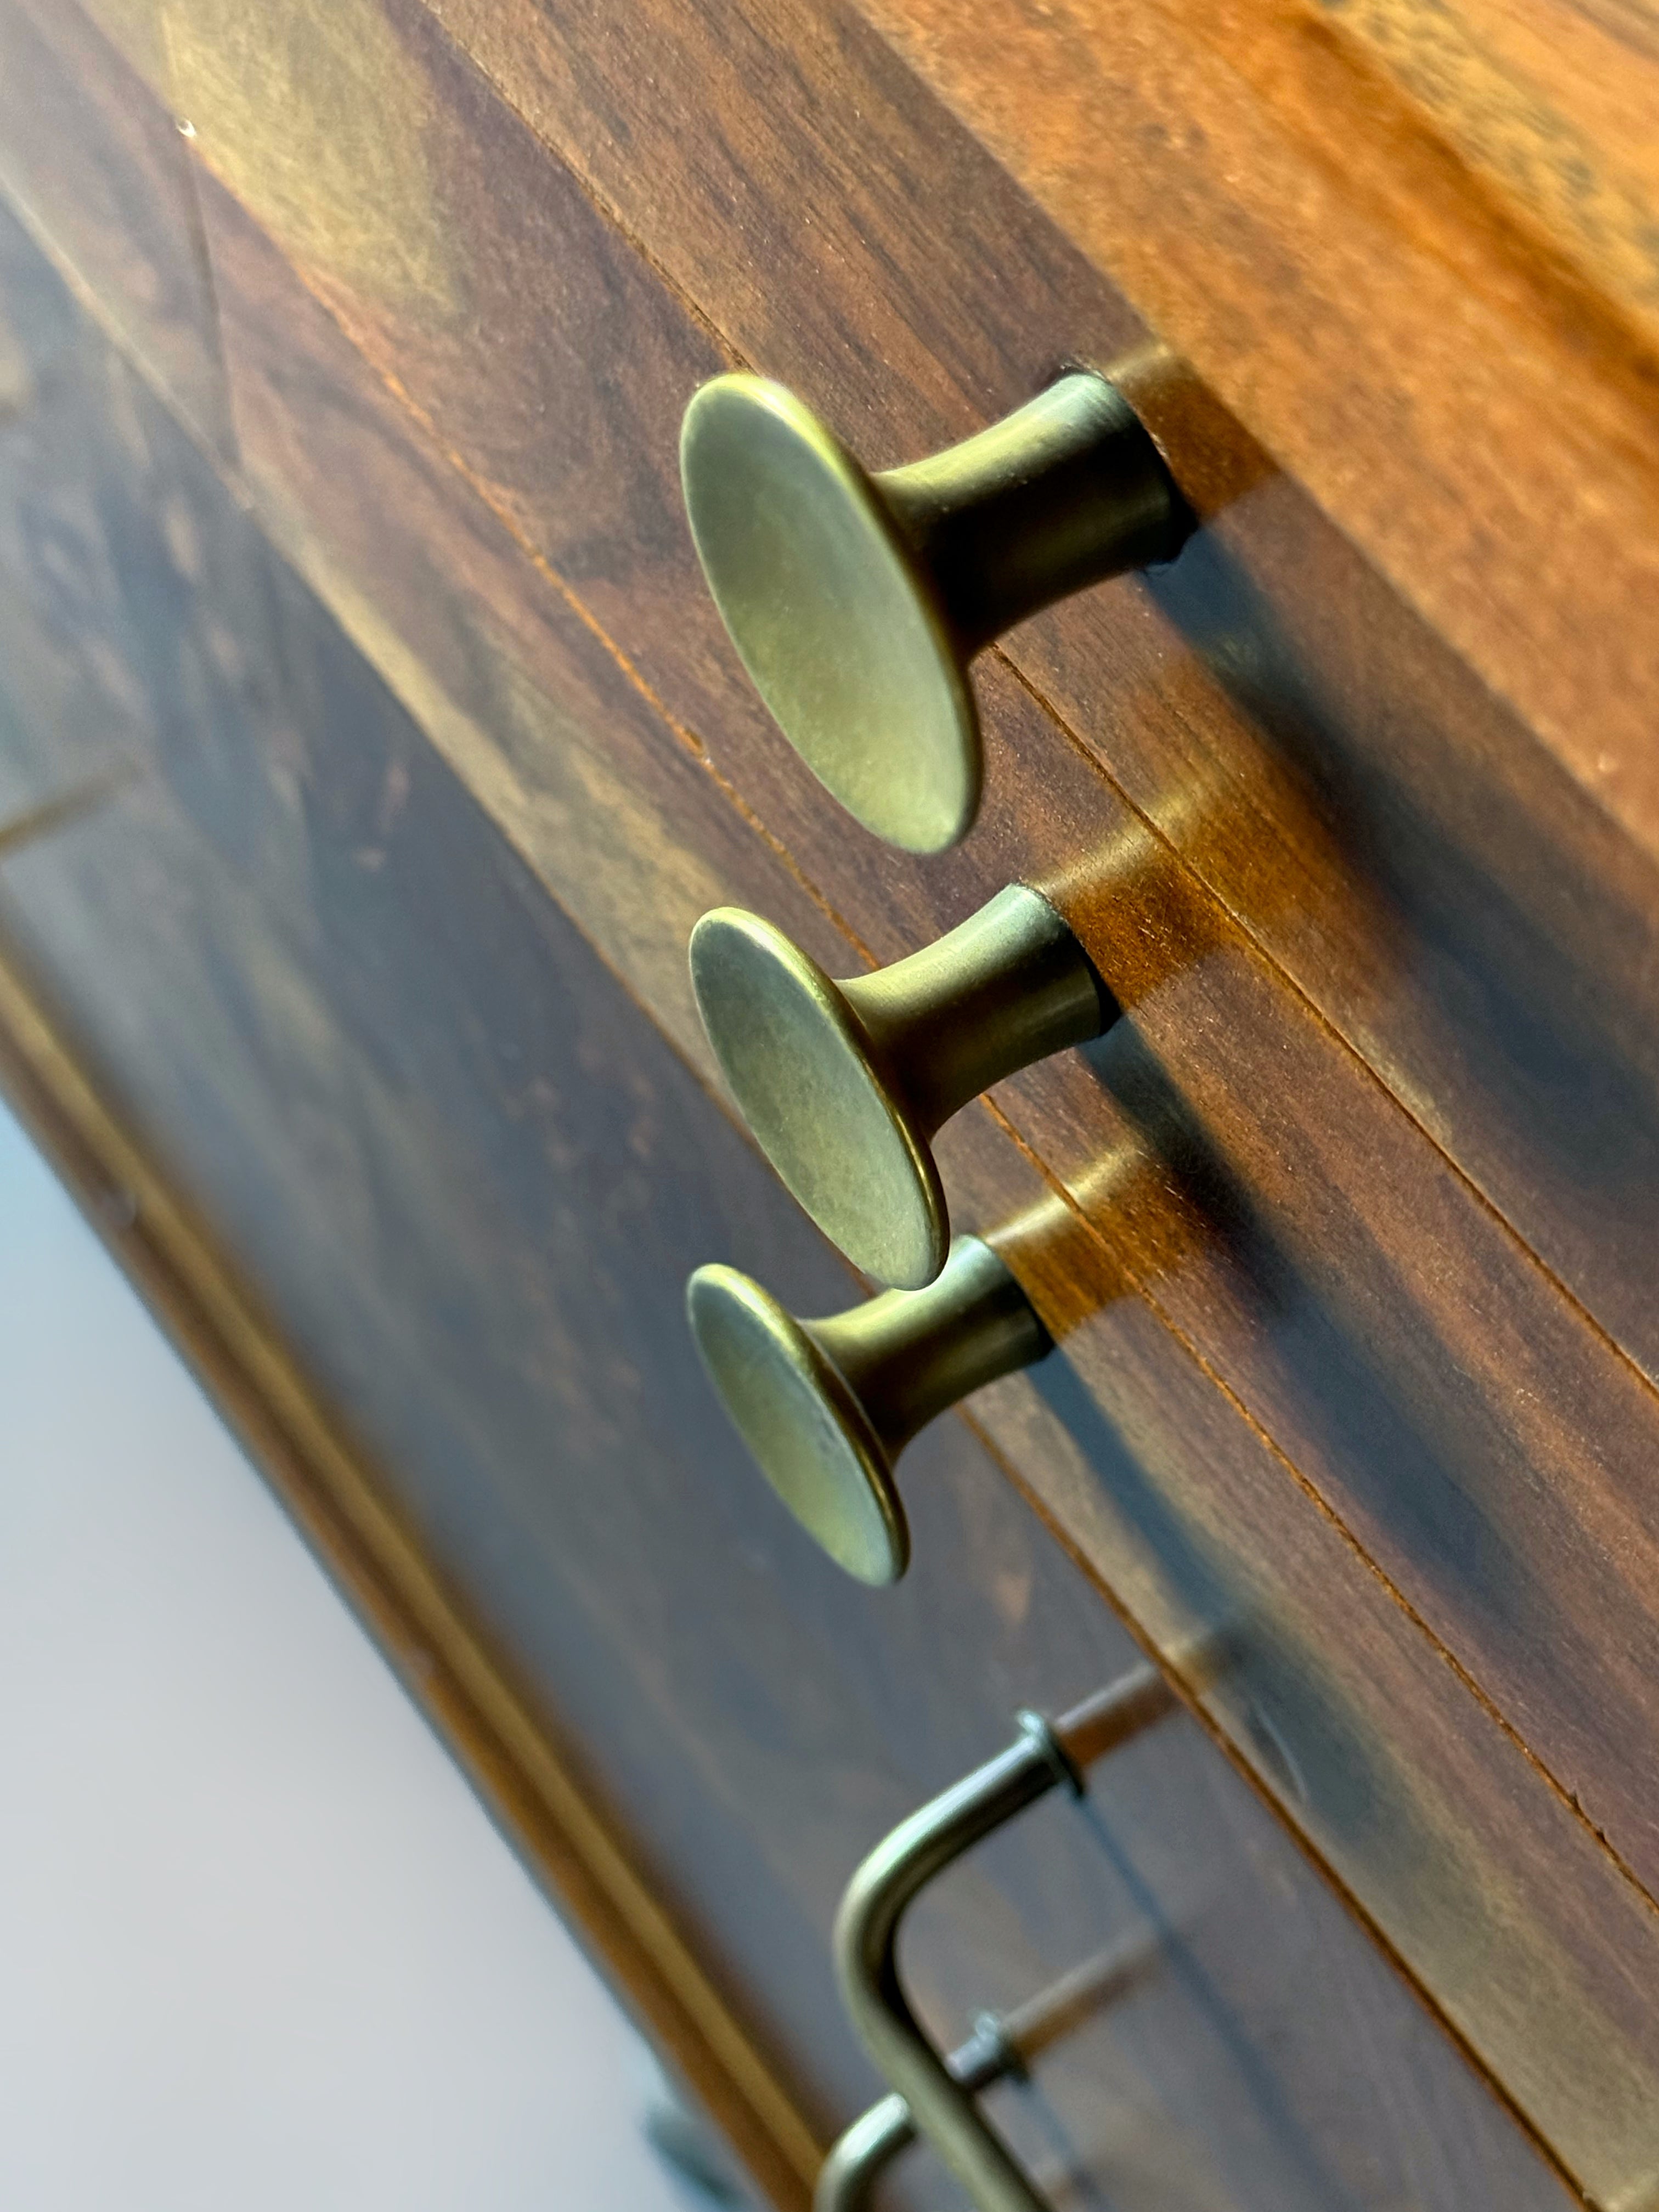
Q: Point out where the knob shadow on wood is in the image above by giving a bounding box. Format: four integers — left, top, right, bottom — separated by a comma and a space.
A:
691, 883, 1116, 1290
680, 366, 1193, 851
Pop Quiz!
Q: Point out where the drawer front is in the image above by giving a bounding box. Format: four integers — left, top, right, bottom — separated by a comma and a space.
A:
0, 190, 1571, 2212
3, 0, 1657, 2200
122, 0, 1659, 1970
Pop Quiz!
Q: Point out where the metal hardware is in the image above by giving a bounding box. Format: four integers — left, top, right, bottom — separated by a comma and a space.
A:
816, 1934, 1160, 2211
829, 1671, 1175, 2212
690, 884, 1114, 1289
687, 1235, 1051, 1584
681, 369, 1191, 852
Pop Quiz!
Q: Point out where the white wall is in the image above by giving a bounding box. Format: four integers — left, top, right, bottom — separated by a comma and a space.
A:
0, 1097, 723, 2212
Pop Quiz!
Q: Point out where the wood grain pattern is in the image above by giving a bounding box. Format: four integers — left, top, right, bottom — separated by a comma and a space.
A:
852, 0, 1659, 862
0, 0, 230, 455
164, 0, 760, 757
198, 182, 871, 1089
961, 1119, 1659, 2203
386, 0, 1659, 1497
0, 205, 1573, 2209
414, 0, 1659, 1414
148, 0, 1659, 1950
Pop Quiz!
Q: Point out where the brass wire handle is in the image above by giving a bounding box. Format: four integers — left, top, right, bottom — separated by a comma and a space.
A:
825, 1668, 1177, 2212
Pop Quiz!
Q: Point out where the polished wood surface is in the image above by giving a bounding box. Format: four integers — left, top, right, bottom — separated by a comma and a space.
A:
1, 0, 1655, 2199
0, 191, 1572, 2210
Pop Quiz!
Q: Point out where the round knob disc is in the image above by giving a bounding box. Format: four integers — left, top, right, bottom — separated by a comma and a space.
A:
690, 908, 948, 1291
680, 375, 979, 854
687, 1263, 910, 1585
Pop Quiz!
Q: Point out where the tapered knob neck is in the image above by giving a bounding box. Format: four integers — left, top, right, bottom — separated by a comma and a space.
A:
809, 1237, 1051, 1458
877, 373, 1189, 653
843, 884, 1115, 1135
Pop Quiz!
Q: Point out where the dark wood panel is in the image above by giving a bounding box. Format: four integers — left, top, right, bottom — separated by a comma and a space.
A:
0, 889, 827, 2212
19, 4, 1659, 2176
153, 14, 1659, 1965
0, 196, 1573, 2211
0, 0, 231, 456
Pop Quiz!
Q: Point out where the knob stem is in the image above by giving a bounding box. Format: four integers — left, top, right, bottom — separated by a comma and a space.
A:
878, 371, 1190, 652
809, 1237, 1053, 1462
843, 884, 1116, 1137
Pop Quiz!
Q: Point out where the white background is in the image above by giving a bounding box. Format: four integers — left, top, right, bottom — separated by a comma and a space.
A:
0, 1097, 711, 2211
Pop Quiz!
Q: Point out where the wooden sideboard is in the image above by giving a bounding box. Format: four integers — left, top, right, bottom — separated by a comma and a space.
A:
0, 0, 1655, 2204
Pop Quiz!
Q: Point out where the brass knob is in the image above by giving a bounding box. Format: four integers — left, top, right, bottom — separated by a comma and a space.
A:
680, 367, 1190, 851
690, 884, 1115, 1289
687, 1236, 1051, 1585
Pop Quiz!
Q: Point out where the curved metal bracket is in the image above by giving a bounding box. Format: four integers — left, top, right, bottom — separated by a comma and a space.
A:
825, 1667, 1175, 2212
